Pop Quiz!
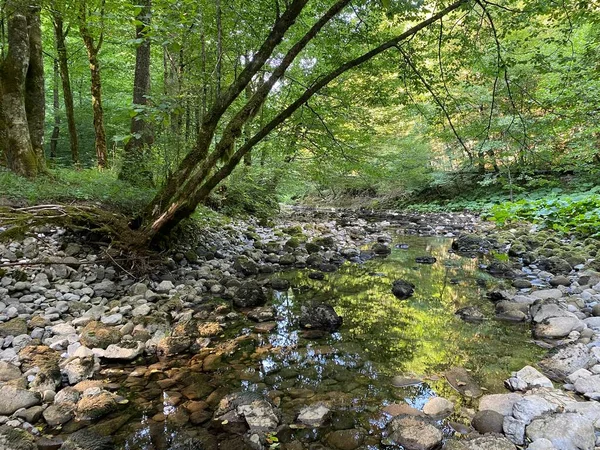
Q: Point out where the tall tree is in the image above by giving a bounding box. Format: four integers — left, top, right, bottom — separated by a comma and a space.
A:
0, 0, 45, 177
49, 58, 60, 159
78, 0, 108, 169
133, 0, 469, 243
51, 6, 79, 165
120, 0, 153, 184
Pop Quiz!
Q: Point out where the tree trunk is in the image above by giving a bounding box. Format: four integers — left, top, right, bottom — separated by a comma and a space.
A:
79, 1, 108, 169
53, 11, 79, 165
50, 58, 60, 159
135, 0, 468, 243
120, 0, 153, 184
215, 0, 222, 99
24, 0, 45, 161
0, 0, 44, 177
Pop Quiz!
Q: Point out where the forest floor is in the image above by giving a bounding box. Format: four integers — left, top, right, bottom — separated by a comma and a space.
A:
1, 201, 600, 449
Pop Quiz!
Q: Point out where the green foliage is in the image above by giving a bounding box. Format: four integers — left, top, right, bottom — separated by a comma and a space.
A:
488, 187, 600, 236
0, 168, 153, 213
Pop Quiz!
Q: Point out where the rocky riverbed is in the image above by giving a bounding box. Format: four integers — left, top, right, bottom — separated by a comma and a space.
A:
1, 207, 600, 449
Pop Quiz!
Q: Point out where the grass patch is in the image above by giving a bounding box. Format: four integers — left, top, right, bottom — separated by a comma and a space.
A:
0, 168, 154, 214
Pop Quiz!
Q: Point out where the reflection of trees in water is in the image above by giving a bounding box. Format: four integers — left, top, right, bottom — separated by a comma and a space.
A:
278, 235, 543, 390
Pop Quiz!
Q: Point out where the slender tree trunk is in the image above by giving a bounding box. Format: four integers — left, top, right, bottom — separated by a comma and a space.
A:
53, 11, 79, 165
50, 58, 60, 159
79, 1, 108, 169
0, 0, 44, 177
120, 0, 153, 184
215, 0, 222, 99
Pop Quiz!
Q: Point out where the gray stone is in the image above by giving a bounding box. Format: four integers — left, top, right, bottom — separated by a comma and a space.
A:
100, 313, 123, 325
503, 415, 527, 445
512, 395, 559, 424
0, 425, 36, 450
101, 341, 145, 360
444, 435, 516, 450
574, 375, 600, 395
298, 403, 330, 427
43, 403, 75, 426
237, 399, 279, 431
472, 409, 504, 434
0, 386, 40, 415
423, 397, 454, 417
526, 413, 595, 450
539, 343, 592, 379
93, 280, 116, 297
132, 304, 151, 317
505, 366, 553, 391
387, 415, 443, 450
0, 361, 21, 381
535, 317, 584, 338
479, 393, 524, 415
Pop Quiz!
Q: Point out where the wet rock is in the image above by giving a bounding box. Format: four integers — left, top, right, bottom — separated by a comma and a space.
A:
325, 429, 365, 450
472, 409, 504, 434
445, 367, 483, 398
391, 376, 422, 387
270, 278, 290, 291
423, 397, 454, 417
0, 385, 40, 415
513, 279, 533, 289
60, 429, 114, 450
455, 306, 485, 322
308, 271, 325, 280
526, 413, 595, 450
156, 336, 191, 357
234, 281, 266, 308
297, 403, 330, 427
505, 366, 553, 391
391, 280, 415, 299
372, 243, 391, 255
76, 390, 119, 421
299, 304, 342, 331
198, 322, 222, 337
452, 234, 492, 254
61, 356, 98, 385
550, 276, 571, 287
382, 403, 424, 417
387, 415, 443, 450
247, 307, 275, 323
537, 257, 572, 275
415, 256, 436, 264
214, 392, 279, 432
485, 261, 517, 279
0, 425, 36, 450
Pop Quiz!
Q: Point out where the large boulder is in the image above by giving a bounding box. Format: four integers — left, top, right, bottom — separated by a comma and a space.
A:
526, 413, 595, 450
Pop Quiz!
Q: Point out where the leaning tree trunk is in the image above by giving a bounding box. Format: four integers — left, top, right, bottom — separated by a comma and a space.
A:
0, 0, 44, 177
120, 0, 153, 184
53, 12, 79, 165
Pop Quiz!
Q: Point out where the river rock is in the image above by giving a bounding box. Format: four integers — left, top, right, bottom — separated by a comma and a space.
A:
101, 341, 145, 360
451, 235, 492, 254
0, 318, 27, 337
0, 361, 21, 381
0, 385, 40, 415
236, 398, 279, 432
527, 439, 557, 450
93, 280, 117, 297
60, 429, 114, 450
299, 304, 342, 331
270, 278, 290, 291
472, 409, 504, 434
326, 429, 365, 450
573, 374, 600, 396
297, 403, 330, 427
479, 393, 524, 415
43, 403, 75, 426
539, 343, 592, 379
423, 397, 454, 417
444, 435, 516, 450
535, 316, 584, 338
526, 413, 595, 450
505, 366, 553, 391
446, 367, 482, 398
537, 257, 572, 275
512, 395, 559, 424
234, 281, 266, 308
80, 321, 121, 349
0, 425, 36, 450
61, 356, 97, 385
392, 280, 415, 299
234, 256, 259, 276
76, 390, 119, 421
387, 415, 443, 450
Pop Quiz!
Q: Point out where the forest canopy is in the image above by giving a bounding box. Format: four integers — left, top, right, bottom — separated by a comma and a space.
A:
0, 0, 599, 242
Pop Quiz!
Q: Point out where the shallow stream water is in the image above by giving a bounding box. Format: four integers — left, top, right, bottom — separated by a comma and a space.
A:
109, 234, 543, 449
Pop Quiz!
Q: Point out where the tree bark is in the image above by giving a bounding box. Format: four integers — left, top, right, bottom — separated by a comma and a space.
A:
50, 58, 60, 159
0, 0, 44, 177
79, 0, 108, 169
53, 10, 79, 165
137, 0, 469, 242
120, 0, 153, 184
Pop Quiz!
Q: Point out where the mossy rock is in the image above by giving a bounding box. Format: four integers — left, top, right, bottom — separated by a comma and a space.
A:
0, 318, 28, 337
80, 322, 121, 349
0, 425, 36, 450
285, 237, 301, 249
283, 225, 304, 236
